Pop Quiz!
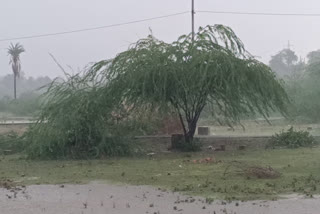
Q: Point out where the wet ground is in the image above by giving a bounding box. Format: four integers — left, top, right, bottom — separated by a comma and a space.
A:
1, 183, 320, 214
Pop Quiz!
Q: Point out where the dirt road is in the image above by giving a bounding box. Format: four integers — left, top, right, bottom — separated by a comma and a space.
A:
0, 183, 319, 214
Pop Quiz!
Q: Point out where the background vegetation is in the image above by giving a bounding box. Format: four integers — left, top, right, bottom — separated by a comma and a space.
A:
269, 48, 320, 122
0, 74, 51, 99
269, 127, 315, 148
0, 74, 51, 117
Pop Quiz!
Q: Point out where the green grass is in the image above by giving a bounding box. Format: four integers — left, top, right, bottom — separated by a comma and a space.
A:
1, 148, 320, 200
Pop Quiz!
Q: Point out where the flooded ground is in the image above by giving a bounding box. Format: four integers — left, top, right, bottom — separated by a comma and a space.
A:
1, 183, 320, 214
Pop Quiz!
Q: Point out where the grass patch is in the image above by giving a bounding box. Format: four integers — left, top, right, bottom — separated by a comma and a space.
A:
1, 148, 320, 200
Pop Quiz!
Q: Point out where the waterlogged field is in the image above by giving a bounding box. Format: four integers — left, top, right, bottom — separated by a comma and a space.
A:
1, 148, 320, 200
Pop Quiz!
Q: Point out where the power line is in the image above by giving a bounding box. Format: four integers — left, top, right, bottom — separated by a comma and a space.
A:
198, 10, 320, 17
0, 11, 189, 42
3, 9, 319, 43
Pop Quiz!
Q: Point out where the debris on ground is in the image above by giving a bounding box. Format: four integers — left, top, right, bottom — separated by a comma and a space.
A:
223, 161, 281, 179
245, 166, 281, 179
0, 178, 27, 200
0, 179, 15, 190
192, 157, 216, 164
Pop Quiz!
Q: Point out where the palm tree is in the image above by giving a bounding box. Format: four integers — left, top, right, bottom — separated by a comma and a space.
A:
8, 43, 25, 99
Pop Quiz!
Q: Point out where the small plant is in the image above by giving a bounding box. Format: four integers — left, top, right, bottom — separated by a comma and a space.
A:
269, 127, 315, 149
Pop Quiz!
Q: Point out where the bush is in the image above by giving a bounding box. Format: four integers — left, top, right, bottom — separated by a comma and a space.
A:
0, 132, 25, 154
26, 130, 132, 159
269, 127, 315, 148
24, 69, 134, 160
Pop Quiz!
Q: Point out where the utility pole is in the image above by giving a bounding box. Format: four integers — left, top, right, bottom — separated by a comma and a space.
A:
287, 41, 293, 50
191, 0, 195, 41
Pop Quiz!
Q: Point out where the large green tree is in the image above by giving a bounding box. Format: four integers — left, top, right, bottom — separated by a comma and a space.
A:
307, 50, 320, 65
289, 50, 320, 121
95, 25, 289, 144
269, 48, 305, 78
7, 43, 25, 99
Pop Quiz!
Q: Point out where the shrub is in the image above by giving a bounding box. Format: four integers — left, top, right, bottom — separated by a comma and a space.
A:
0, 132, 25, 154
24, 68, 133, 159
269, 127, 315, 148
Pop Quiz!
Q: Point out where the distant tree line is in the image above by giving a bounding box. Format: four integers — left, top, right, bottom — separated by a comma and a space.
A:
0, 74, 52, 116
269, 48, 320, 122
0, 74, 51, 99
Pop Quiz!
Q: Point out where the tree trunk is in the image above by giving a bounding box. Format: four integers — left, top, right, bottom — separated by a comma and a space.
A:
14, 74, 17, 99
184, 120, 197, 143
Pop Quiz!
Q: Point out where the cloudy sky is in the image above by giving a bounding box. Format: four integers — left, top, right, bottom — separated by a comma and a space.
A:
0, 0, 320, 78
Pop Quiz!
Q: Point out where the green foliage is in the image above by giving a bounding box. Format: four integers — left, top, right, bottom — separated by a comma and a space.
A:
270, 127, 315, 148
8, 43, 25, 77
285, 56, 320, 122
8, 43, 25, 99
275, 48, 320, 122
24, 69, 132, 159
269, 48, 304, 78
25, 25, 290, 158
307, 50, 320, 65
0, 132, 24, 154
96, 25, 289, 142
8, 43, 25, 59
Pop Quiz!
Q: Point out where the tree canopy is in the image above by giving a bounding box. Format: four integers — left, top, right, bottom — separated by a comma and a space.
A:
8, 43, 25, 78
94, 25, 289, 143
7, 43, 25, 99
287, 50, 320, 121
269, 48, 305, 78
307, 50, 320, 65
24, 25, 290, 158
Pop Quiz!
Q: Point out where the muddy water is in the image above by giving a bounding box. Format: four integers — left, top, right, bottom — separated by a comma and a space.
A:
0, 183, 319, 214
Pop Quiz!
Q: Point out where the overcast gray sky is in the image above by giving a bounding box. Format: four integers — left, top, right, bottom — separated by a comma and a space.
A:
1, 0, 320, 78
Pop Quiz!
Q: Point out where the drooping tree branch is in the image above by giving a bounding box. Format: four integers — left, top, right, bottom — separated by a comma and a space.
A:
96, 24, 289, 143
